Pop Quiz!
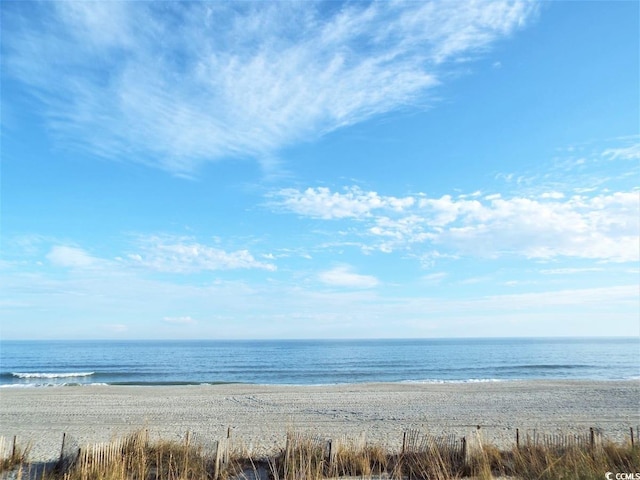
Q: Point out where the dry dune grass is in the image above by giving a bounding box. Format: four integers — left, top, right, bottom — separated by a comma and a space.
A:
0, 436, 31, 474
1, 428, 638, 480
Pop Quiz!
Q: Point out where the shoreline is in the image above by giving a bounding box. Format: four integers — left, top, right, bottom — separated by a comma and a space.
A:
3, 377, 639, 389
1, 379, 638, 462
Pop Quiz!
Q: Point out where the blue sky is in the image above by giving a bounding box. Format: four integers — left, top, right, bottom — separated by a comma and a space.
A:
1, 0, 638, 340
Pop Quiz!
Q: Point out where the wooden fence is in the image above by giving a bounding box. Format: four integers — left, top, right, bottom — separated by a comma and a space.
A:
515, 427, 605, 452
401, 428, 467, 465
67, 429, 233, 478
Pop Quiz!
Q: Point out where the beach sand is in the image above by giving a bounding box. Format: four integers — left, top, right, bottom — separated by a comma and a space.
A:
1, 380, 638, 462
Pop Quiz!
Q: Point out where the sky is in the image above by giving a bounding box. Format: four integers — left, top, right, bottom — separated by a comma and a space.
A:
1, 0, 638, 340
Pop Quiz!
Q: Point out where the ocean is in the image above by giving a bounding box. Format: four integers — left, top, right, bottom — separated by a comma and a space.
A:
1, 338, 638, 388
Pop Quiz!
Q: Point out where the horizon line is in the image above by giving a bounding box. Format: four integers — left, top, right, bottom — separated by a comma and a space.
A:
2, 335, 638, 342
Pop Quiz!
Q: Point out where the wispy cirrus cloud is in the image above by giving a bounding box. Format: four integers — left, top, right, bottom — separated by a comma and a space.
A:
2, 1, 537, 175
272, 187, 639, 263
602, 142, 640, 161
496, 137, 640, 195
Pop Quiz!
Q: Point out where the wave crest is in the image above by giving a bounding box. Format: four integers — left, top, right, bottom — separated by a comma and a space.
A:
11, 372, 95, 379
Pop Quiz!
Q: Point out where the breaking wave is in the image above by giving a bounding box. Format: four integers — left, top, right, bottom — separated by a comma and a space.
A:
10, 372, 95, 379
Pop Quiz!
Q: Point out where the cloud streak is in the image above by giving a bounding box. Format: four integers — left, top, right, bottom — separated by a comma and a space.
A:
3, 1, 537, 175
163, 316, 197, 325
40, 238, 276, 274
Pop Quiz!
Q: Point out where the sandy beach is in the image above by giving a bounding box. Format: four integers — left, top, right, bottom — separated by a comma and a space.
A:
1, 380, 638, 462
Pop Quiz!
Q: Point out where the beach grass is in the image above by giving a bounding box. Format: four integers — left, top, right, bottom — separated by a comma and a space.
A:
466, 442, 640, 480
0, 437, 30, 474
2, 428, 639, 480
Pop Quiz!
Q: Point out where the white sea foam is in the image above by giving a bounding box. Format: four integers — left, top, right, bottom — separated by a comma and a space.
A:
401, 378, 507, 384
1, 381, 110, 388
11, 372, 95, 379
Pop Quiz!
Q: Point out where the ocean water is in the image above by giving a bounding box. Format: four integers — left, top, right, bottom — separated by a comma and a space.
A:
1, 338, 638, 388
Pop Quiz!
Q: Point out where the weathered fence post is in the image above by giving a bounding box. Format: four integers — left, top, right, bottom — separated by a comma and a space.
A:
402, 431, 407, 454
213, 440, 220, 479
461, 436, 468, 469
11, 436, 17, 459
631, 427, 635, 448
326, 439, 333, 473
516, 428, 519, 450
59, 432, 66, 465
182, 431, 190, 477
590, 427, 595, 450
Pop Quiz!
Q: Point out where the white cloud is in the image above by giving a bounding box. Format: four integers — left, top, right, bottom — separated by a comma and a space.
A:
318, 265, 379, 289
129, 236, 276, 273
46, 246, 99, 268
274, 186, 640, 263
3, 1, 537, 174
540, 191, 565, 199
433, 192, 639, 262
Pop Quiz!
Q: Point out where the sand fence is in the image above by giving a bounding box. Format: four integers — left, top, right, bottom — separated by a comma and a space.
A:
2, 425, 639, 479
